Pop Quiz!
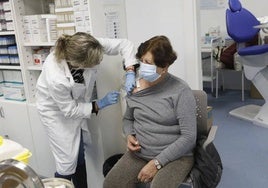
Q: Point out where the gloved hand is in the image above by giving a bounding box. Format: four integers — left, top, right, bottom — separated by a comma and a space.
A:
125, 71, 136, 95
96, 91, 120, 110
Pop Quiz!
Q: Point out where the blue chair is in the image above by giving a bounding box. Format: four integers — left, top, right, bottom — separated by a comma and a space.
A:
226, 0, 268, 128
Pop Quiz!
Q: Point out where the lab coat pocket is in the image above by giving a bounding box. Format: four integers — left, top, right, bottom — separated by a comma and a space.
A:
71, 83, 86, 100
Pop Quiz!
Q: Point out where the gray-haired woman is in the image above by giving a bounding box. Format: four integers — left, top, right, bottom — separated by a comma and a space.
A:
103, 36, 196, 188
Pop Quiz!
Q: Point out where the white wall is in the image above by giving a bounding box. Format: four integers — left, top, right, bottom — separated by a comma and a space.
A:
200, 0, 268, 38
125, 0, 202, 90
200, 0, 268, 90
85, 0, 128, 187
84, 1, 201, 186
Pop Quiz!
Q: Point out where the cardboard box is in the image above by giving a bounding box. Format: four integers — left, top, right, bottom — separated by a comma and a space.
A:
207, 106, 213, 131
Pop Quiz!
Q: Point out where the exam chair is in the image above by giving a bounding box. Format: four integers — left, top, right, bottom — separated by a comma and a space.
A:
226, 0, 268, 128
178, 90, 221, 188
138, 90, 221, 188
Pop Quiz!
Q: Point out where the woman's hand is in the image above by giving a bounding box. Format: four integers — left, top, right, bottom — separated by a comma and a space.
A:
127, 135, 141, 152
138, 160, 158, 183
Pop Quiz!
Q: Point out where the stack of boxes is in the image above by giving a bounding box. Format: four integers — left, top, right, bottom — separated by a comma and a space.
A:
0, 0, 14, 31
0, 36, 18, 66
23, 14, 57, 43
55, 0, 75, 35
0, 70, 25, 101
73, 0, 92, 34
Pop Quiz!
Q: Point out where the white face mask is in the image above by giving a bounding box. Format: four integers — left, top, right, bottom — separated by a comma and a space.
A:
138, 62, 160, 82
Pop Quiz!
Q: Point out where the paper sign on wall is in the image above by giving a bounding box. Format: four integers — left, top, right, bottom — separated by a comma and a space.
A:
200, 0, 226, 9
104, 10, 121, 38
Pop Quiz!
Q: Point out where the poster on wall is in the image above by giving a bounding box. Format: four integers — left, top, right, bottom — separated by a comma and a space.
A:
104, 9, 121, 38
200, 0, 226, 9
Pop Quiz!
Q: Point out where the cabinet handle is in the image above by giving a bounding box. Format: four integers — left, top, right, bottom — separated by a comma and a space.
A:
0, 107, 5, 118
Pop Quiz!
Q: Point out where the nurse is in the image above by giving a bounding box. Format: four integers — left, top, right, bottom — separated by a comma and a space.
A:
36, 32, 137, 188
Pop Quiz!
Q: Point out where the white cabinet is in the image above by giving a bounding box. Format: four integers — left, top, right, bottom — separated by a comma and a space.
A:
0, 98, 38, 170
0, 92, 55, 178
0, 0, 55, 177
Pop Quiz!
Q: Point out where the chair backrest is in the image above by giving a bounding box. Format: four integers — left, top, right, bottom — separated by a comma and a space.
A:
226, 0, 260, 43
192, 90, 209, 137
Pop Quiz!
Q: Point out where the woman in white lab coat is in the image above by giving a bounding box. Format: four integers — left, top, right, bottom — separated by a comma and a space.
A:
36, 32, 137, 188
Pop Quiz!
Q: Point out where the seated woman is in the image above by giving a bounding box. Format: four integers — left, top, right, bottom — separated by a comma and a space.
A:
103, 35, 197, 188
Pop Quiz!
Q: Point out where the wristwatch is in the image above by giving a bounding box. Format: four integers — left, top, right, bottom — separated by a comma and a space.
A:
154, 159, 162, 170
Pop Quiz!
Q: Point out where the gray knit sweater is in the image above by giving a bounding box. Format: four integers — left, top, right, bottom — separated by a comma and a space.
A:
123, 73, 197, 166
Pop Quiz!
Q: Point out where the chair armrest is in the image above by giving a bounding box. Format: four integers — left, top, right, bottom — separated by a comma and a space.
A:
202, 125, 218, 150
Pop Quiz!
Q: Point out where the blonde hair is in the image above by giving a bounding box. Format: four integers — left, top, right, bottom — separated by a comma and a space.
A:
54, 32, 104, 68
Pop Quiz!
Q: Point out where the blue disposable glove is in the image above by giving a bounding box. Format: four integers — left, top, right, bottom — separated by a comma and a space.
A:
96, 91, 120, 110
125, 71, 136, 95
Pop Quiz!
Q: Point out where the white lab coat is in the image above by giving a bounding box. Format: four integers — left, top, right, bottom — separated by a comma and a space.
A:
36, 38, 137, 175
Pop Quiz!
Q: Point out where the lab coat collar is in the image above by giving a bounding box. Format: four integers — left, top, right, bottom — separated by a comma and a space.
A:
61, 59, 75, 85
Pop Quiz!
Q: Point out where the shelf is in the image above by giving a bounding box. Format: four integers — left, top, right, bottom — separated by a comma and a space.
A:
0, 31, 15, 36
40, 14, 57, 19
55, 7, 73, 13
57, 22, 75, 28
27, 65, 42, 71
0, 96, 26, 104
0, 65, 21, 70
201, 47, 212, 53
24, 42, 55, 46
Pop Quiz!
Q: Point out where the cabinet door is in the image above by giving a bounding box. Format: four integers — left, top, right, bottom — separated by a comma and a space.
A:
27, 104, 56, 177
0, 100, 38, 170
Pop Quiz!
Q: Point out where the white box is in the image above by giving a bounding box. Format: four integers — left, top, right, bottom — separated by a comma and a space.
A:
73, 0, 88, 11
2, 83, 26, 101
3, 70, 23, 83
73, 0, 81, 12
31, 17, 46, 29
3, 1, 11, 11
6, 21, 14, 31
44, 16, 57, 42
33, 53, 49, 65
0, 22, 7, 31
23, 15, 32, 28
4, 11, 12, 21
24, 29, 32, 43
32, 29, 48, 42
74, 11, 84, 27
